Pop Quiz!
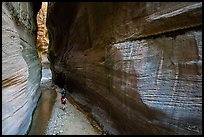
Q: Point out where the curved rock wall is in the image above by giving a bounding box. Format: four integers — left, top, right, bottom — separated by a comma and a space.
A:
2, 2, 42, 135
46, 2, 202, 135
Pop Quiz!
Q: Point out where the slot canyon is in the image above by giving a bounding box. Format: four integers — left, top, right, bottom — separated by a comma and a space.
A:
2, 2, 202, 135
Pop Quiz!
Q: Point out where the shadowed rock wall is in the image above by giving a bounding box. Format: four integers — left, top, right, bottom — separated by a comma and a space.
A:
2, 2, 41, 135
46, 2, 202, 135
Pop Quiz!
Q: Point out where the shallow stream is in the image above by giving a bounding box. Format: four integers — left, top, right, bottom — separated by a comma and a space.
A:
28, 69, 57, 135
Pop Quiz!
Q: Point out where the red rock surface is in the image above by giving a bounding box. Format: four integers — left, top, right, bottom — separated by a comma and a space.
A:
36, 2, 49, 60
46, 2, 202, 134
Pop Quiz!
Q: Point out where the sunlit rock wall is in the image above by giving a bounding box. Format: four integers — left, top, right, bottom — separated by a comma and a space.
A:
2, 2, 42, 135
36, 2, 49, 63
47, 2, 202, 135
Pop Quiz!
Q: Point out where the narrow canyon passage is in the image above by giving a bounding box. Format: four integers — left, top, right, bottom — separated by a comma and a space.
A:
2, 2, 202, 135
28, 3, 102, 135
28, 57, 101, 135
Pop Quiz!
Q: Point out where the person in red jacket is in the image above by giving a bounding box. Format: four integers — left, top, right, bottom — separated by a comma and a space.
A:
61, 96, 67, 110
60, 88, 67, 110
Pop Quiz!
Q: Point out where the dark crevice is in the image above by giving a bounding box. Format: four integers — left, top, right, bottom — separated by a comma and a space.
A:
32, 2, 42, 20
32, 2, 42, 45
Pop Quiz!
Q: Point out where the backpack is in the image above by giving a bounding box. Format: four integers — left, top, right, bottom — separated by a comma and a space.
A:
61, 98, 66, 104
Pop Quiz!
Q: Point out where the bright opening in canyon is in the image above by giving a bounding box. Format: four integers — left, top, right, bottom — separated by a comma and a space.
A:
36, 2, 49, 64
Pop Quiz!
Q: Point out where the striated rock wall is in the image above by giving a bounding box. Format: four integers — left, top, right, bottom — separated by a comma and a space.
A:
2, 2, 42, 135
46, 2, 202, 135
36, 2, 49, 62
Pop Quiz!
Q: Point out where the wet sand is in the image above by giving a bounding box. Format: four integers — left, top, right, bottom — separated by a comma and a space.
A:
45, 86, 102, 135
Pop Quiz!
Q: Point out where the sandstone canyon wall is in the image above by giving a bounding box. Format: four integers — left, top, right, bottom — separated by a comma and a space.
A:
46, 2, 202, 134
36, 2, 49, 63
2, 2, 42, 135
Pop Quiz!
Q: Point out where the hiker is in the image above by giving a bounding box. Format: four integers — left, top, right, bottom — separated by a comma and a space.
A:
60, 88, 66, 98
60, 88, 67, 110
61, 96, 67, 110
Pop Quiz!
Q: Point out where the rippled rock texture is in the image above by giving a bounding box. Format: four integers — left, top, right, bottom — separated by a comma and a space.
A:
36, 2, 49, 62
46, 2, 202, 135
2, 2, 42, 135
